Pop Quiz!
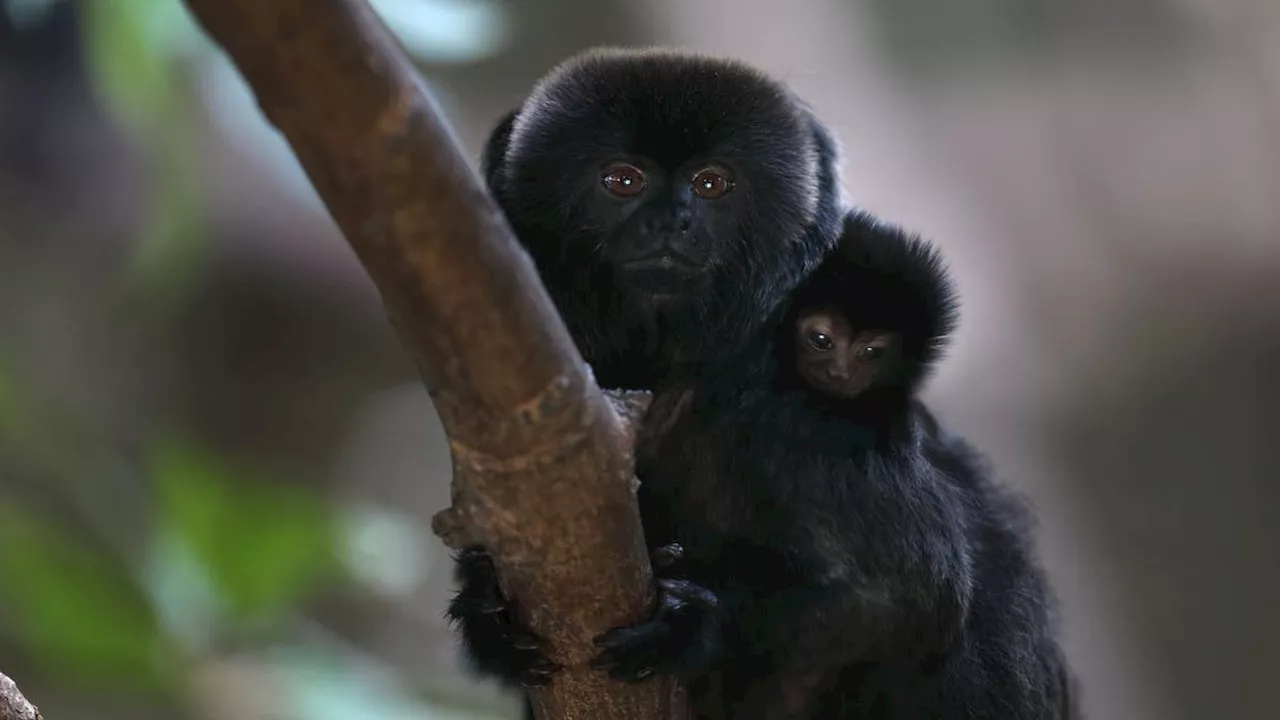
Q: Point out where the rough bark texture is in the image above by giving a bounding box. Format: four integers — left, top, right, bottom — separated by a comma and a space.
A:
0, 673, 40, 720
179, 1, 687, 718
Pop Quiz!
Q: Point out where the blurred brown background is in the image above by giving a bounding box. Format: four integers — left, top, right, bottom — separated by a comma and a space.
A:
1, 0, 1278, 718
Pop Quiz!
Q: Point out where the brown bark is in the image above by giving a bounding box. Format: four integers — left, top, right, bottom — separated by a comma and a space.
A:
0, 673, 40, 720
179, 0, 687, 718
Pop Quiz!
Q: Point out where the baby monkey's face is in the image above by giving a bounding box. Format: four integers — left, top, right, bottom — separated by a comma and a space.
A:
794, 305, 901, 399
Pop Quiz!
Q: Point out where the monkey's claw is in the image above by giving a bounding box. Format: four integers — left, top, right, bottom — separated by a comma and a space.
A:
650, 543, 686, 570
590, 620, 674, 681
447, 546, 564, 687
504, 629, 561, 687
517, 655, 564, 688
590, 578, 720, 682
504, 628, 543, 652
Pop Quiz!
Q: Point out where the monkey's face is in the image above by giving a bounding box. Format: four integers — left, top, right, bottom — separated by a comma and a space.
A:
583, 157, 743, 306
495, 50, 830, 317
794, 305, 900, 399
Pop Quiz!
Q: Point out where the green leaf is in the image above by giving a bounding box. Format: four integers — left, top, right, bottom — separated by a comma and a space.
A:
82, 0, 169, 130
150, 438, 341, 623
0, 507, 172, 687
80, 0, 211, 128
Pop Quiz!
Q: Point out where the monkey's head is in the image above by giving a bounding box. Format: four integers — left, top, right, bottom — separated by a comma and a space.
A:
787, 212, 958, 407
482, 47, 844, 387
794, 305, 901, 400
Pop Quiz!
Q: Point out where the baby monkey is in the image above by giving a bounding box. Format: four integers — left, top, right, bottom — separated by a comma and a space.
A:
793, 304, 901, 400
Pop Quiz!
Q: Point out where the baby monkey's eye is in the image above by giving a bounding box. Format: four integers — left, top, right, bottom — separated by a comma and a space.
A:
807, 332, 833, 351
856, 345, 884, 360
691, 168, 734, 199
602, 163, 646, 197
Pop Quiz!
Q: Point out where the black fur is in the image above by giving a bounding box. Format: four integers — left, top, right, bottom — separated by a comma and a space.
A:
603, 212, 1075, 718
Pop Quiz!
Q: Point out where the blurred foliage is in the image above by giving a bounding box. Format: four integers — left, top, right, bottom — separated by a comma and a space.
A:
0, 353, 338, 689
80, 0, 207, 313
0, 0, 522, 716
0, 508, 176, 691
0, 355, 479, 716
150, 438, 341, 629
18, 0, 511, 313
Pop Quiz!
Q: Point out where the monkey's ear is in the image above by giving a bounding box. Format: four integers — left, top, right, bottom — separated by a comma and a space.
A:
480, 108, 520, 191
800, 110, 847, 253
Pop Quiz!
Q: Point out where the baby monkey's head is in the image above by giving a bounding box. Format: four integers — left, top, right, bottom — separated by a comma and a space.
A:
786, 211, 960, 405
794, 304, 901, 400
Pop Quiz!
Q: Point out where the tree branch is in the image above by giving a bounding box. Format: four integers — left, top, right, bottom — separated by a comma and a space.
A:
0, 673, 41, 720
179, 1, 686, 718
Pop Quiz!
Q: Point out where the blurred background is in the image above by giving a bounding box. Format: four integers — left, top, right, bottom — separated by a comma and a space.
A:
1, 0, 1278, 718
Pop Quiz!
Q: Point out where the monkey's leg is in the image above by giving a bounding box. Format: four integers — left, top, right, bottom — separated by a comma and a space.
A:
446, 546, 562, 687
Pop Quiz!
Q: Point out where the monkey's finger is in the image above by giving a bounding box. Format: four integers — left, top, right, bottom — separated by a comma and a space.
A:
608, 665, 658, 683
455, 546, 491, 561
598, 644, 665, 681
650, 543, 685, 568
592, 649, 658, 679
455, 547, 500, 575
504, 629, 544, 651
658, 590, 688, 615
592, 621, 672, 652
658, 578, 720, 611
517, 669, 553, 688
527, 654, 561, 672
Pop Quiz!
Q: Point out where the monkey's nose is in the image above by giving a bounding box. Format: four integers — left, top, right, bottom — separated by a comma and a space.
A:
826, 366, 847, 380
647, 215, 692, 234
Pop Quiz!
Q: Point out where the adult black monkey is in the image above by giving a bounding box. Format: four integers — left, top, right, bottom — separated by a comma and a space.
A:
595, 211, 1075, 719
447, 46, 845, 710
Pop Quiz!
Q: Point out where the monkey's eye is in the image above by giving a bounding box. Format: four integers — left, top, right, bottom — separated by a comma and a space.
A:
601, 164, 647, 197
807, 332, 833, 351
856, 345, 884, 360
691, 168, 734, 199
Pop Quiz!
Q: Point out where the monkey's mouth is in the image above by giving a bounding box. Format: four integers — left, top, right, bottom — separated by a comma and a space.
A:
816, 383, 858, 399
619, 251, 701, 274
617, 253, 707, 299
